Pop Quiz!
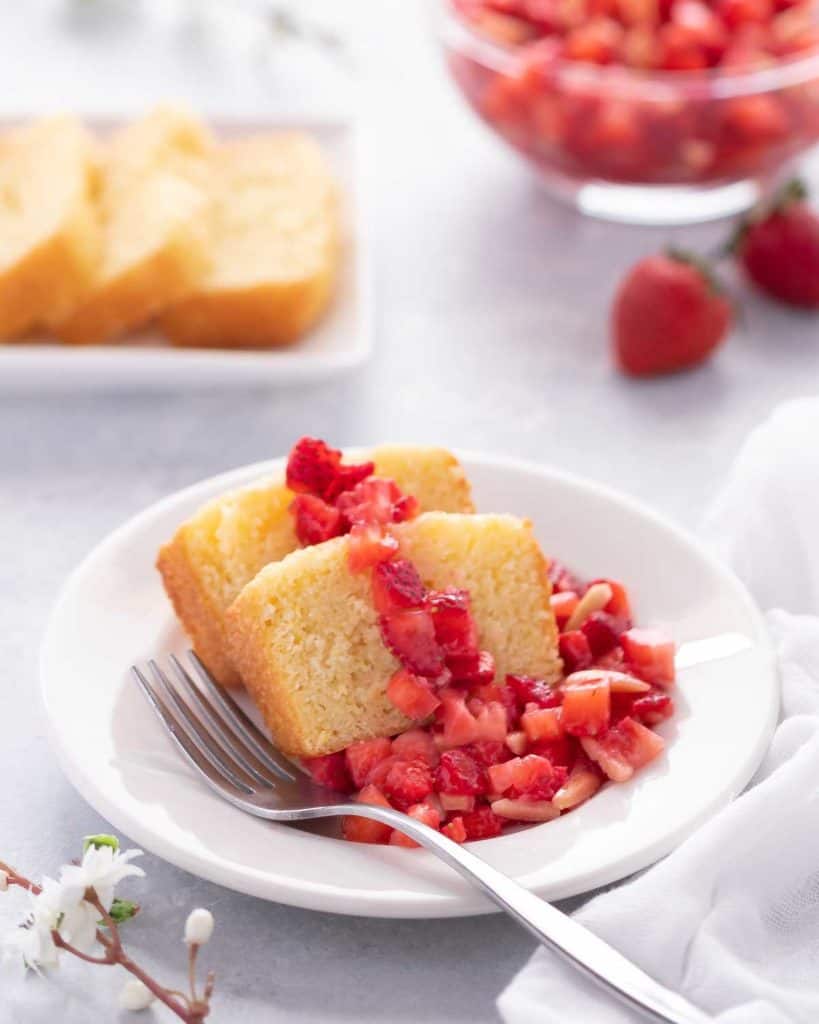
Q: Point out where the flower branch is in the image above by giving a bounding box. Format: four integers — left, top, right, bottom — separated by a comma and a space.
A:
1, 837, 215, 1022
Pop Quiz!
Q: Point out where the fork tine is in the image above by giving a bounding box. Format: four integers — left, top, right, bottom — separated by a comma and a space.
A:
147, 660, 260, 793
168, 655, 279, 788
132, 666, 254, 797
187, 651, 298, 780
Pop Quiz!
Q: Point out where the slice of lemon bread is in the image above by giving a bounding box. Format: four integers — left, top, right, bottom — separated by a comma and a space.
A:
56, 108, 213, 345
159, 132, 338, 349
99, 106, 212, 205
158, 446, 474, 688
0, 116, 100, 339
226, 513, 561, 758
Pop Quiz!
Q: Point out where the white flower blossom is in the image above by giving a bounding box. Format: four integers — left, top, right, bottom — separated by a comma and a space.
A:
3, 846, 144, 970
59, 844, 144, 913
119, 978, 155, 1011
184, 908, 214, 946
3, 876, 63, 971
58, 897, 101, 955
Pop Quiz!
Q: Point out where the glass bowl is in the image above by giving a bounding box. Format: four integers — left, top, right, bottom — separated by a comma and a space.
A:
438, 2, 819, 224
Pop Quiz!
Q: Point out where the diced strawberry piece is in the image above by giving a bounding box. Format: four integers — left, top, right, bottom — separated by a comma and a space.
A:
489, 754, 565, 800
564, 18, 624, 64
461, 806, 505, 840
595, 645, 627, 672
439, 793, 476, 813
388, 801, 442, 848
442, 816, 468, 843
336, 477, 406, 527
581, 717, 665, 782
342, 784, 393, 844
631, 691, 675, 725
466, 739, 511, 767
552, 756, 603, 811
529, 735, 577, 770
550, 590, 579, 628
506, 674, 562, 710
286, 437, 343, 499
590, 578, 632, 620
437, 688, 479, 747
558, 631, 594, 673
372, 558, 426, 615
285, 438, 374, 503
521, 706, 563, 742
718, 0, 772, 28
610, 690, 639, 724
435, 748, 488, 795
303, 751, 354, 793
561, 675, 611, 736
391, 728, 440, 766
447, 650, 496, 686
498, 684, 520, 729
581, 611, 625, 657
492, 798, 561, 822
386, 669, 441, 720
332, 461, 376, 499
290, 494, 344, 547
487, 758, 517, 795
511, 754, 564, 800
427, 588, 479, 656
548, 559, 584, 594
382, 758, 434, 810
364, 753, 401, 790
621, 628, 676, 687
393, 493, 420, 523
659, 22, 710, 69
473, 683, 504, 703
344, 737, 392, 789
347, 523, 399, 573
380, 609, 445, 677
473, 700, 508, 742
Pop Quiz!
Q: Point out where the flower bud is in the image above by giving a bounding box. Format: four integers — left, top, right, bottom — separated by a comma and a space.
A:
83, 834, 119, 854
119, 979, 155, 1011
184, 907, 214, 946
0, 870, 8, 892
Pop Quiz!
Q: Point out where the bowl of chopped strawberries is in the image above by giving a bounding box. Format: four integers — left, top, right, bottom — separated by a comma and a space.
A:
439, 0, 819, 223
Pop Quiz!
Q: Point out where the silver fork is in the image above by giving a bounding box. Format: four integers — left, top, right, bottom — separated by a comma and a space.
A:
133, 652, 711, 1024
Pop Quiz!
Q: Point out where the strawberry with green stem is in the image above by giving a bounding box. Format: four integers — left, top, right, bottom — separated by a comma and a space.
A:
732, 179, 819, 308
612, 249, 733, 377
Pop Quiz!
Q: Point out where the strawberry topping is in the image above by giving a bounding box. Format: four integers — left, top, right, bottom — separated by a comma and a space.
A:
290, 494, 344, 547
286, 437, 374, 503
434, 748, 488, 795
380, 609, 446, 678
382, 758, 434, 810
303, 752, 354, 794
372, 558, 426, 615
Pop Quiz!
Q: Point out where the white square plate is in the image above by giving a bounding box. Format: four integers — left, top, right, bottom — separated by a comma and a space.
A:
0, 114, 370, 391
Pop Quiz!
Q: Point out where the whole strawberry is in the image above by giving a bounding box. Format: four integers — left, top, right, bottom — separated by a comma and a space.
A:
733, 180, 819, 308
613, 250, 732, 377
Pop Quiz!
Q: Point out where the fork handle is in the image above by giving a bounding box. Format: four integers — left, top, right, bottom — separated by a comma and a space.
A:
344, 804, 711, 1024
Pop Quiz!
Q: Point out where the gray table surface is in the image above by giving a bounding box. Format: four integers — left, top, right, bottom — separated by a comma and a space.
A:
2, 1, 818, 1021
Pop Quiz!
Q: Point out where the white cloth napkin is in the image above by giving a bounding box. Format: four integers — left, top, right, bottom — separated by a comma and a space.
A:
498, 398, 819, 1024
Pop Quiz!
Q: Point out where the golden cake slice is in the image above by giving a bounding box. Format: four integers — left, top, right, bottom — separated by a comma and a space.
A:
0, 116, 100, 339
56, 107, 213, 345
157, 446, 474, 688
159, 132, 338, 349
226, 513, 561, 758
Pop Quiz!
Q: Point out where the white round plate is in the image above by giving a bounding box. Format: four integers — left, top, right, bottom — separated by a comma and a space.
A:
41, 452, 778, 919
